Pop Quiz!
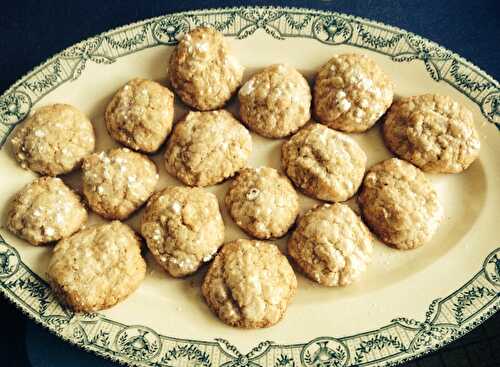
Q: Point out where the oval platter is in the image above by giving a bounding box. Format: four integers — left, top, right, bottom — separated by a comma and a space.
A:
0, 6, 499, 367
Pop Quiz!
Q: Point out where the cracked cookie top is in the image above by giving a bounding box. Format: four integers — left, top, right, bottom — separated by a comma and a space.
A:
164, 110, 252, 187
105, 78, 174, 153
288, 203, 373, 287
281, 123, 366, 202
168, 26, 244, 110
141, 186, 225, 277
225, 167, 299, 239
82, 148, 159, 220
48, 221, 146, 312
238, 64, 311, 138
7, 177, 87, 245
202, 239, 297, 328
11, 104, 95, 176
358, 158, 444, 249
383, 94, 480, 173
314, 53, 394, 133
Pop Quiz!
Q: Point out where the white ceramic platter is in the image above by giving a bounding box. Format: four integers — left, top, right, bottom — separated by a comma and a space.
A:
0, 7, 498, 367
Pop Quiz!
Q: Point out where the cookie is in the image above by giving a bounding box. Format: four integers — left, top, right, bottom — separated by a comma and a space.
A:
202, 239, 297, 328
168, 26, 244, 110
383, 94, 480, 173
238, 64, 311, 138
225, 167, 299, 239
82, 148, 159, 220
281, 123, 367, 202
7, 177, 87, 246
10, 104, 95, 176
164, 110, 252, 187
141, 186, 225, 277
288, 203, 373, 287
358, 158, 444, 250
313, 53, 394, 132
48, 221, 146, 312
105, 78, 175, 153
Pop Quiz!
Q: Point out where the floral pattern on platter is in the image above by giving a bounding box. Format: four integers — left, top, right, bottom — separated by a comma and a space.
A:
115, 326, 161, 361
0, 91, 31, 127
0, 7, 498, 367
481, 92, 500, 129
312, 15, 353, 45
59, 37, 115, 80
152, 16, 191, 45
301, 337, 349, 367
484, 249, 500, 285
392, 299, 460, 352
0, 240, 20, 278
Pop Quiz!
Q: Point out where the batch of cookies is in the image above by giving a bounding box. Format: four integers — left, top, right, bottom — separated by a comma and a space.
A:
5, 26, 481, 329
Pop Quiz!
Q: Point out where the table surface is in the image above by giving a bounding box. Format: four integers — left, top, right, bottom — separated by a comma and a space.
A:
0, 1, 499, 367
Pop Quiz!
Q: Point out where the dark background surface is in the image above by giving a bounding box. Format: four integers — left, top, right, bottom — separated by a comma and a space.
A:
0, 1, 499, 366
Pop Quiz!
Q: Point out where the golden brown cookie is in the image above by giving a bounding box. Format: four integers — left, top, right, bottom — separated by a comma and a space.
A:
141, 186, 225, 277
164, 110, 252, 187
82, 148, 159, 220
10, 104, 95, 176
48, 221, 146, 312
314, 53, 393, 132
358, 158, 444, 250
168, 26, 244, 110
383, 94, 480, 173
281, 123, 366, 202
105, 78, 175, 153
238, 64, 311, 138
7, 177, 87, 245
288, 203, 373, 286
225, 167, 299, 239
202, 239, 297, 328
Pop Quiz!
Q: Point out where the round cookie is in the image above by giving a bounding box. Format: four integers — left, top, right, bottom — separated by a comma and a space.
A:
358, 158, 444, 250
7, 177, 87, 246
168, 26, 244, 110
314, 53, 394, 132
105, 78, 175, 153
383, 94, 480, 173
10, 104, 95, 176
225, 167, 299, 239
288, 203, 373, 287
281, 123, 367, 202
238, 64, 311, 138
82, 148, 159, 220
164, 110, 252, 187
202, 239, 297, 328
141, 186, 225, 277
48, 221, 146, 312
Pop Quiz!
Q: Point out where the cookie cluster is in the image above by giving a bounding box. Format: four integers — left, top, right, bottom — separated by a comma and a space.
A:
6, 26, 480, 328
